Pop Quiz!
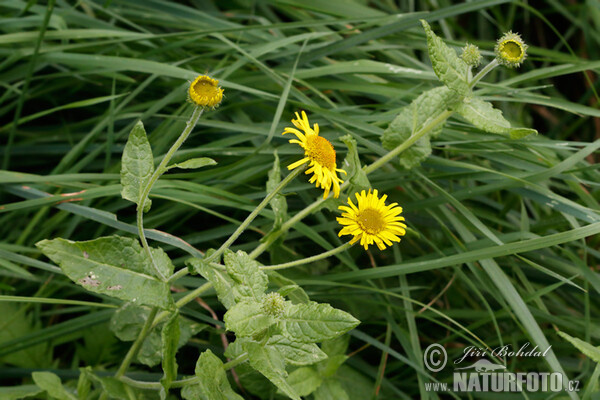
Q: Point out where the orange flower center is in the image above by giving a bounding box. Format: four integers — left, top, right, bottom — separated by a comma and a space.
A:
305, 135, 336, 170
356, 208, 385, 234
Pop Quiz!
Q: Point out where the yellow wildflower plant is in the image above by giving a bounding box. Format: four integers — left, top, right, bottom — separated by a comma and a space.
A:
495, 31, 528, 68
283, 111, 346, 198
188, 75, 224, 107
337, 189, 406, 250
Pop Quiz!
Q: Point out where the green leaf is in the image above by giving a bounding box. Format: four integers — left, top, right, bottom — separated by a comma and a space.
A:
0, 303, 49, 368
340, 135, 370, 194
266, 151, 288, 230
109, 302, 151, 341
455, 97, 511, 134
32, 372, 77, 400
182, 350, 243, 400
186, 257, 237, 309
317, 336, 350, 377
160, 312, 180, 398
76, 367, 92, 400
0, 385, 43, 400
224, 301, 274, 337
138, 315, 205, 367
120, 121, 154, 212
223, 250, 268, 303
381, 87, 458, 169
244, 340, 301, 400
510, 127, 538, 139
267, 271, 310, 304
558, 331, 600, 363
36, 236, 174, 309
313, 379, 350, 400
167, 157, 217, 170
267, 335, 328, 366
286, 367, 323, 397
421, 19, 469, 96
279, 302, 360, 343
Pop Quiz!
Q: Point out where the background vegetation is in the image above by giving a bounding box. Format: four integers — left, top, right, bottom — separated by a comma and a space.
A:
0, 0, 599, 398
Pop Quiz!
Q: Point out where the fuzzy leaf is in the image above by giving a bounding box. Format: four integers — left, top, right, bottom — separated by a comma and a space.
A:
224, 301, 275, 337
267, 151, 288, 230
244, 341, 301, 400
340, 135, 369, 194
510, 127, 538, 139
37, 236, 174, 309
558, 331, 600, 363
286, 367, 323, 397
279, 302, 360, 343
455, 97, 511, 134
121, 121, 153, 212
167, 157, 216, 170
32, 372, 76, 400
160, 312, 180, 397
181, 350, 243, 400
224, 249, 268, 303
268, 335, 328, 366
0, 385, 43, 400
267, 271, 310, 304
186, 257, 237, 309
381, 86, 458, 169
421, 20, 469, 96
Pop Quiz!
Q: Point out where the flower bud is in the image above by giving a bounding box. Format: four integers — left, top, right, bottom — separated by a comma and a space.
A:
261, 292, 286, 318
494, 31, 528, 68
461, 43, 482, 67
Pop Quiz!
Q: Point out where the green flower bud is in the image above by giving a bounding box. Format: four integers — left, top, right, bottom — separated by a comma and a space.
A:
495, 31, 528, 68
461, 43, 482, 67
261, 292, 286, 318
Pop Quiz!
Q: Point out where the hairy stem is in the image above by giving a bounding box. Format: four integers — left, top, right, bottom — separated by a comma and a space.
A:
115, 307, 159, 378
262, 242, 353, 270
137, 106, 204, 281
469, 58, 499, 88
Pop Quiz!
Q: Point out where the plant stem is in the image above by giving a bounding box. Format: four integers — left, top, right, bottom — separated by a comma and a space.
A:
262, 242, 353, 270
152, 282, 212, 328
137, 105, 204, 281
223, 352, 249, 370
469, 58, 498, 88
207, 166, 304, 263
251, 109, 453, 260
116, 307, 159, 378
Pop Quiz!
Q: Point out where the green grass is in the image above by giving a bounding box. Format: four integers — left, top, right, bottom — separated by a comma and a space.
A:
1, 0, 599, 399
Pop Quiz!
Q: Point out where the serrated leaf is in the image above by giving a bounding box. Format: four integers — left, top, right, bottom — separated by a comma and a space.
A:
160, 312, 180, 398
181, 350, 244, 400
558, 331, 600, 363
0, 303, 49, 368
244, 341, 301, 400
267, 335, 328, 366
279, 302, 360, 343
321, 335, 350, 358
186, 257, 237, 309
421, 20, 469, 96
267, 151, 288, 230
314, 379, 350, 400
286, 367, 323, 397
36, 236, 174, 309
340, 135, 369, 194
109, 302, 151, 341
121, 120, 153, 212
167, 157, 216, 170
381, 87, 458, 169
224, 250, 268, 303
455, 97, 511, 134
224, 301, 274, 337
32, 372, 76, 400
510, 127, 537, 139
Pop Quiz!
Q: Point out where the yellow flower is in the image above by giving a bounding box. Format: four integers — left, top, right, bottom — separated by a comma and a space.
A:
283, 111, 346, 198
495, 31, 528, 68
188, 75, 224, 107
337, 189, 406, 251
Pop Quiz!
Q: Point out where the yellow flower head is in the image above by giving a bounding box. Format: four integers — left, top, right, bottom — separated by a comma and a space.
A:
188, 75, 224, 107
337, 189, 406, 251
283, 111, 346, 198
495, 31, 528, 68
